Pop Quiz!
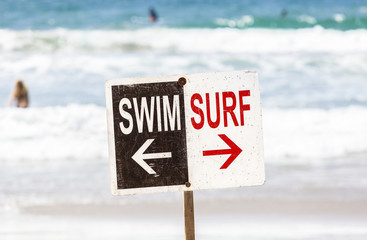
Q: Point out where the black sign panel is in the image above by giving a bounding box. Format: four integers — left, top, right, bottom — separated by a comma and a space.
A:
111, 82, 188, 189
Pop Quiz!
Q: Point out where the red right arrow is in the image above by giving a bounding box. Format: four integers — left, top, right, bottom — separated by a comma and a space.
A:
203, 134, 242, 169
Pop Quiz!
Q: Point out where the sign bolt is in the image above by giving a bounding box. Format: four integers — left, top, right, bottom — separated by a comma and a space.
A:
185, 182, 191, 187
178, 77, 187, 86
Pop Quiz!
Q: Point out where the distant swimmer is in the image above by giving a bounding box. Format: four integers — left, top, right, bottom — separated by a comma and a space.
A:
281, 9, 288, 18
149, 7, 158, 22
8, 79, 29, 108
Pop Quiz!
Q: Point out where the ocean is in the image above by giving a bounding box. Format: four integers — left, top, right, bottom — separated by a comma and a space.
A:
1, 0, 367, 239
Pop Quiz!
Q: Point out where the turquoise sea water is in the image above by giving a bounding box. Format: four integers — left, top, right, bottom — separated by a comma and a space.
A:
1, 0, 367, 30
1, 0, 367, 107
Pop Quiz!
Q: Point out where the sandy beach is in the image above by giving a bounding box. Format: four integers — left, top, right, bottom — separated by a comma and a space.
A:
22, 198, 367, 218
3, 193, 366, 240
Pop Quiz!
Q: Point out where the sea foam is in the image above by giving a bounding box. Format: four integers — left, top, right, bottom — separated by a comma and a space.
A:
1, 104, 366, 164
0, 104, 108, 163
1, 27, 367, 54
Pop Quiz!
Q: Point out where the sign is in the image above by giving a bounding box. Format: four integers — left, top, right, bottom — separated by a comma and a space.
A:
105, 70, 265, 195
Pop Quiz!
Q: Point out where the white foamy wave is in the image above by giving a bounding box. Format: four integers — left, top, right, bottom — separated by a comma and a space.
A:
298, 15, 317, 25
1, 27, 367, 54
263, 106, 367, 164
1, 105, 366, 164
333, 13, 345, 23
0, 104, 108, 163
215, 15, 255, 28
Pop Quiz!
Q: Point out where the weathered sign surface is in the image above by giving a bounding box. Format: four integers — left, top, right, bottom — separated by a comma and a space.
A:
105, 70, 265, 195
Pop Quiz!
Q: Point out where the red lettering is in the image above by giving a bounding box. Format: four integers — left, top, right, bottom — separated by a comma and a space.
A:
239, 90, 251, 125
190, 90, 251, 129
223, 91, 239, 127
206, 93, 220, 128
190, 93, 204, 130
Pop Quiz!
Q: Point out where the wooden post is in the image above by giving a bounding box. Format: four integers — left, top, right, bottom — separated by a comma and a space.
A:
184, 190, 195, 240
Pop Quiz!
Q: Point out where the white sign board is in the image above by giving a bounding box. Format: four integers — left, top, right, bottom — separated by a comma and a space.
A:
105, 70, 265, 195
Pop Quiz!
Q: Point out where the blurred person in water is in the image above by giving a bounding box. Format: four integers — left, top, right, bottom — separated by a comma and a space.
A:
149, 7, 158, 22
8, 79, 29, 108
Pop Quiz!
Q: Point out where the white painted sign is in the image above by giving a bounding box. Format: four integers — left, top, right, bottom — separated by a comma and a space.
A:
105, 70, 265, 195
